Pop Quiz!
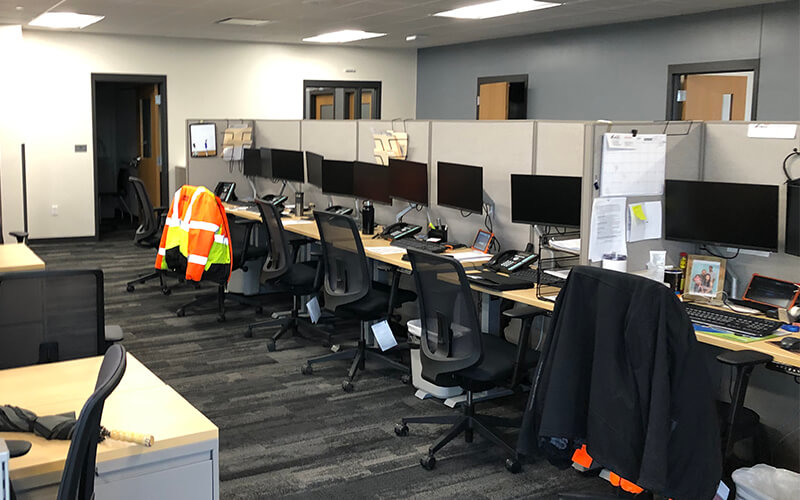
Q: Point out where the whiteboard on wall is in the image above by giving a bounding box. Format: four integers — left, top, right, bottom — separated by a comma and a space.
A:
189, 123, 217, 157
600, 133, 666, 197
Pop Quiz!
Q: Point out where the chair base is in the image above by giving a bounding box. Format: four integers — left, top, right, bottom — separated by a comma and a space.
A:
126, 270, 170, 295
176, 286, 262, 322
301, 339, 410, 392
395, 390, 521, 472
247, 315, 334, 352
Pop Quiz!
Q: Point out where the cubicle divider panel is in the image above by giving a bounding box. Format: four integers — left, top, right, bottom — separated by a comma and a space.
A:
300, 121, 358, 211
429, 121, 535, 251
253, 120, 302, 198
581, 121, 704, 272
185, 119, 255, 197
703, 122, 800, 284
356, 120, 431, 228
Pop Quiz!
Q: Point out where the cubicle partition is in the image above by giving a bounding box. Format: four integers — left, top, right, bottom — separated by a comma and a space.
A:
185, 119, 255, 198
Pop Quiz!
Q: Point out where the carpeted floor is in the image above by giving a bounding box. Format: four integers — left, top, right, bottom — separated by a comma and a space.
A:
30, 229, 613, 499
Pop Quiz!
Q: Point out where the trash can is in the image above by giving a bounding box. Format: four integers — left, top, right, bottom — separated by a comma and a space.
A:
731, 464, 800, 500
407, 319, 463, 399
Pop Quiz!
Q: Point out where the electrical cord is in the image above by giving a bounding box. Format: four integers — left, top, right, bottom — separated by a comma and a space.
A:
700, 245, 740, 260
460, 210, 473, 217
782, 148, 800, 182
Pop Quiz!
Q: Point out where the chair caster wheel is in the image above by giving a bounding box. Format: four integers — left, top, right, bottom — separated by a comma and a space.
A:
217, 314, 226, 323
244, 327, 253, 338
400, 374, 411, 385
342, 380, 354, 392
394, 423, 409, 437
176, 308, 185, 317
126, 284, 135, 293
301, 364, 313, 375
420, 455, 436, 470
161, 287, 171, 296
266, 339, 276, 352
505, 458, 522, 474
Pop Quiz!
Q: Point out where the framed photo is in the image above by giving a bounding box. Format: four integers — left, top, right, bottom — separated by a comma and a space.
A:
683, 254, 726, 303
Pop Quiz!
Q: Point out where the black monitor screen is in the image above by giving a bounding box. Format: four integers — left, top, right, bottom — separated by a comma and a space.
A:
664, 180, 778, 252
353, 162, 391, 205
511, 174, 582, 228
388, 158, 428, 205
243, 148, 261, 177
259, 147, 273, 179
437, 162, 483, 213
321, 160, 354, 196
306, 151, 323, 187
271, 149, 305, 183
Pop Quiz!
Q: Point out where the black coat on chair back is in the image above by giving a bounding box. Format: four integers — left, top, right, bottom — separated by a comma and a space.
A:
519, 266, 721, 500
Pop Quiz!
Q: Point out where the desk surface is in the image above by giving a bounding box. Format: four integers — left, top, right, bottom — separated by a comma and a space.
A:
224, 203, 800, 370
1, 354, 218, 481
0, 244, 45, 272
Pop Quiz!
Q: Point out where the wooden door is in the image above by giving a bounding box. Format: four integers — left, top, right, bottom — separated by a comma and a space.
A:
478, 82, 509, 120
137, 84, 161, 205
314, 94, 334, 119
682, 75, 748, 121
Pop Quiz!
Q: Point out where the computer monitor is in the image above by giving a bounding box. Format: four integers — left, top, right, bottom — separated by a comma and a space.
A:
321, 160, 354, 197
259, 147, 273, 179
270, 149, 305, 183
306, 151, 324, 188
664, 180, 779, 252
353, 161, 391, 205
510, 174, 582, 228
243, 148, 261, 177
437, 161, 483, 213
388, 158, 428, 206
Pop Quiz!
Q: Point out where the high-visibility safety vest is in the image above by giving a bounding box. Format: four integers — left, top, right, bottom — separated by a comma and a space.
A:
155, 185, 232, 282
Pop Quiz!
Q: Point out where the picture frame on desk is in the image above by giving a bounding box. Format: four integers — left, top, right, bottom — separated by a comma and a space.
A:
683, 254, 726, 304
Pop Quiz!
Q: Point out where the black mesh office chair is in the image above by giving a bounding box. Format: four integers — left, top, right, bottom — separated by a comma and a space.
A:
176, 213, 266, 322
57, 343, 127, 500
245, 201, 329, 351
0, 219, 28, 243
394, 250, 538, 472
0, 270, 109, 370
125, 176, 170, 295
300, 211, 415, 392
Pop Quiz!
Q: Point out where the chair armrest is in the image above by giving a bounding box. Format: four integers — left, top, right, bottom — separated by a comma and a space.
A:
503, 304, 549, 320
234, 218, 257, 226
5, 439, 32, 458
8, 230, 28, 243
716, 349, 773, 367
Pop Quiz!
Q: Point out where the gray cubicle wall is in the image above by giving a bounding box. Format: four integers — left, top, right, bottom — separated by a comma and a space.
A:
580, 121, 705, 271
185, 119, 255, 196
300, 121, 358, 212
252, 120, 302, 200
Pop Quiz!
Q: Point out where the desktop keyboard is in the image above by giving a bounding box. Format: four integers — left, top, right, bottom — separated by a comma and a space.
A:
390, 238, 447, 254
511, 268, 567, 288
684, 302, 785, 338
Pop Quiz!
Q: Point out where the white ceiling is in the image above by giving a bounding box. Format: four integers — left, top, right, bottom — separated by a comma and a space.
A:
1, 0, 787, 49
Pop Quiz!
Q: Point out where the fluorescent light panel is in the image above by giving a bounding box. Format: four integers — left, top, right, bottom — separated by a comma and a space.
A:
29, 12, 104, 29
434, 0, 560, 20
216, 18, 271, 26
303, 29, 386, 43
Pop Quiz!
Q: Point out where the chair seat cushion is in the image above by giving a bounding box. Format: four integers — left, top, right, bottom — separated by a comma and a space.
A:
454, 334, 539, 390
336, 282, 416, 321
278, 261, 318, 294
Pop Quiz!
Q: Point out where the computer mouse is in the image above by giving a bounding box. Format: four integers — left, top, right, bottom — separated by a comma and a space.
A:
778, 336, 800, 352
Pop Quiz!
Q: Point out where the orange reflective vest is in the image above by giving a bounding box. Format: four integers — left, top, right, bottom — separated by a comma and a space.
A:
155, 185, 232, 282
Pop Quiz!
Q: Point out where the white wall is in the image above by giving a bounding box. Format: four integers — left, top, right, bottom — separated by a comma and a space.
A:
0, 30, 416, 240
0, 25, 26, 240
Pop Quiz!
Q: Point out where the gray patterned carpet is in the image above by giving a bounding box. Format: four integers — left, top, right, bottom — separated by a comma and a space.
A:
31, 229, 612, 499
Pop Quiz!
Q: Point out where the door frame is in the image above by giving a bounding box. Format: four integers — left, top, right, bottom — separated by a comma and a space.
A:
91, 73, 168, 239
476, 74, 528, 119
665, 59, 759, 121
303, 80, 382, 119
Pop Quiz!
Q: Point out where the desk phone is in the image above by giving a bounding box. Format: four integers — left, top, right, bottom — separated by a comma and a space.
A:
485, 250, 538, 274
261, 194, 288, 206
325, 205, 353, 216
214, 182, 236, 202
379, 222, 422, 240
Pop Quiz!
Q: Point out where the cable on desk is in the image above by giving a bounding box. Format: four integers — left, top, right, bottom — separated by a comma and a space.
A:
782, 148, 800, 182
701, 245, 740, 260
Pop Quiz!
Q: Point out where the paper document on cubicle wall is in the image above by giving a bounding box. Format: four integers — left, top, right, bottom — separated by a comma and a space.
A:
627, 201, 662, 242
588, 197, 627, 262
600, 133, 666, 197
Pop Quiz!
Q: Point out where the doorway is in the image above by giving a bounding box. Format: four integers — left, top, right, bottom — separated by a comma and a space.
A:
91, 74, 167, 238
666, 60, 759, 121
476, 75, 528, 120
303, 80, 381, 120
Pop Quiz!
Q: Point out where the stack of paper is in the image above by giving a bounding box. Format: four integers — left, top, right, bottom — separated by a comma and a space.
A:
450, 250, 492, 263
549, 238, 581, 254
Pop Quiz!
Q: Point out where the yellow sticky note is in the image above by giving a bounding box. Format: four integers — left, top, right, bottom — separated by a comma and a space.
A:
632, 204, 647, 221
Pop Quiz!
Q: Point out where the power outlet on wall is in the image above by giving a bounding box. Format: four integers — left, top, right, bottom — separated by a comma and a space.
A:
51, 205, 58, 216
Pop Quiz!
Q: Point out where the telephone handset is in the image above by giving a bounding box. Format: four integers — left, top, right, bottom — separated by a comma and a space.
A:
260, 194, 288, 206
485, 250, 538, 274
379, 222, 422, 240
325, 205, 354, 216
214, 182, 236, 202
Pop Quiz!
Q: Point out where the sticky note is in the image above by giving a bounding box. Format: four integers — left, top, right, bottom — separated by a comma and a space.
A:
632, 204, 647, 221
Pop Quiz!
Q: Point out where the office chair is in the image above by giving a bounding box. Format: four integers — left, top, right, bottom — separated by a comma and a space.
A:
125, 176, 170, 295
245, 201, 330, 351
57, 343, 127, 500
300, 211, 415, 392
0, 219, 28, 244
522, 266, 722, 500
0, 269, 110, 370
394, 250, 538, 472
176, 213, 266, 322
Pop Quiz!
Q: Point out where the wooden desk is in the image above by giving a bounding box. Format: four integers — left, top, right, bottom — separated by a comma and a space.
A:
0, 244, 45, 272
1, 354, 219, 500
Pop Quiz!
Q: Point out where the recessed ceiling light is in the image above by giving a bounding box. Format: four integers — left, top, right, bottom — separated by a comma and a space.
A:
29, 12, 104, 29
405, 34, 428, 42
303, 30, 386, 43
216, 17, 271, 27
434, 0, 560, 20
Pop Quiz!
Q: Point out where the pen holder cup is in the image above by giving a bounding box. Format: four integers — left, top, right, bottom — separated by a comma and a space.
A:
428, 227, 447, 242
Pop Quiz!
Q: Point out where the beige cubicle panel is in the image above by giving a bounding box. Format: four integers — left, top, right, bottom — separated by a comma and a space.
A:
300, 120, 358, 210
185, 119, 255, 196
252, 120, 302, 198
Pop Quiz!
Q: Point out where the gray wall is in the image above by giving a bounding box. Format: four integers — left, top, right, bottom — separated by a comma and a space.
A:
417, 1, 800, 121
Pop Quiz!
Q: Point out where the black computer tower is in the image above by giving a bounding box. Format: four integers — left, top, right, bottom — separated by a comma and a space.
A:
787, 180, 800, 256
